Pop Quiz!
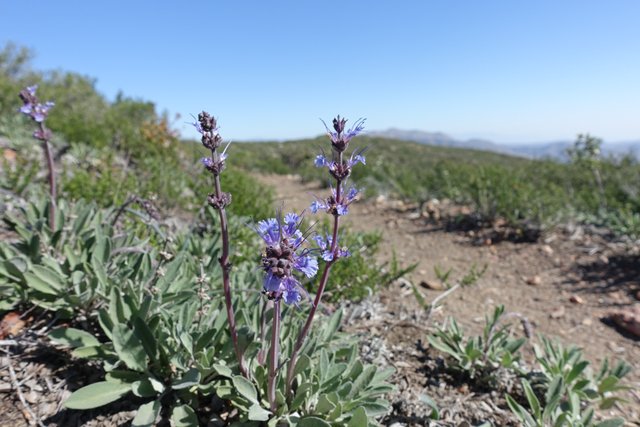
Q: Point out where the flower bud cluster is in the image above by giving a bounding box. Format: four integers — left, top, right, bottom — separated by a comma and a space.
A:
195, 110, 232, 209
207, 191, 232, 209
195, 111, 223, 150
201, 153, 228, 175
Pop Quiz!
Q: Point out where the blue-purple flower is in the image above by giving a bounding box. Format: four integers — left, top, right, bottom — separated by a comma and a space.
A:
314, 234, 350, 262
322, 116, 366, 153
310, 186, 360, 216
256, 213, 318, 305
19, 85, 54, 123
201, 142, 230, 174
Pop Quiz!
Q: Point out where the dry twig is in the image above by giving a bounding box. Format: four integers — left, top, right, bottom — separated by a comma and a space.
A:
3, 356, 46, 427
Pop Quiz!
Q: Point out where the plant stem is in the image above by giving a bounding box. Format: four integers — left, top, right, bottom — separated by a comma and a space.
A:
212, 150, 248, 378
268, 299, 281, 412
40, 122, 56, 230
285, 170, 343, 400
257, 299, 268, 365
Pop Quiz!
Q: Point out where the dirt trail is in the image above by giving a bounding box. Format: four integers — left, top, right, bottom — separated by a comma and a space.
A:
258, 173, 640, 424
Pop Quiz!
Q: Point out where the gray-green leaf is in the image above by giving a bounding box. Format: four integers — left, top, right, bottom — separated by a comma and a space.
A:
49, 327, 100, 348
171, 404, 198, 427
112, 324, 147, 372
232, 375, 258, 403
131, 399, 161, 427
64, 381, 131, 409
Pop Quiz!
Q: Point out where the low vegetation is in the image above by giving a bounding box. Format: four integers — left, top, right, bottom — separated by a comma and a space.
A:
227, 135, 640, 238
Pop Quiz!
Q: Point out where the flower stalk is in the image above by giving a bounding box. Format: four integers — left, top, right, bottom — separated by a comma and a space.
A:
19, 85, 57, 229
267, 299, 281, 411
285, 116, 365, 400
196, 112, 248, 377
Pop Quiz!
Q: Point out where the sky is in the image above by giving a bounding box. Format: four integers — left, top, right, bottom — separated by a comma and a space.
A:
1, 1, 639, 143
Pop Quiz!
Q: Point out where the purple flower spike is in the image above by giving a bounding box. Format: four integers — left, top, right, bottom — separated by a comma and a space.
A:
19, 85, 54, 123
257, 212, 318, 305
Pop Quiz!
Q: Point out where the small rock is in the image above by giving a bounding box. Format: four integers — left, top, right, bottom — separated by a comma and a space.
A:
569, 295, 584, 304
418, 269, 427, 275
396, 277, 413, 289
542, 245, 554, 255
419, 280, 443, 290
406, 211, 421, 220
526, 275, 542, 286
606, 305, 640, 338
608, 342, 626, 353
24, 390, 39, 404
550, 306, 565, 319
582, 318, 592, 326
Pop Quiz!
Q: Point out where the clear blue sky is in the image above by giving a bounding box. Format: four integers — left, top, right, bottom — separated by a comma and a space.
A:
1, 1, 639, 143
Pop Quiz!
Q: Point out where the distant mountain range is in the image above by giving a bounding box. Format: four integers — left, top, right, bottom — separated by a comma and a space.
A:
368, 128, 640, 161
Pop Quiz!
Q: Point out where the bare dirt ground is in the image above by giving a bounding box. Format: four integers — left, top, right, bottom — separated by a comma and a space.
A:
258, 174, 640, 426
1, 173, 639, 426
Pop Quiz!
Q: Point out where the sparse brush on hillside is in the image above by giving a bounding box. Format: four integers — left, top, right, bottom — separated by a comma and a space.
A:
0, 43, 274, 218
225, 136, 640, 238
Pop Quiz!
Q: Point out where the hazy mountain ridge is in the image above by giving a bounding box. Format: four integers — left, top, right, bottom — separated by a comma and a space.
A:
368, 128, 640, 160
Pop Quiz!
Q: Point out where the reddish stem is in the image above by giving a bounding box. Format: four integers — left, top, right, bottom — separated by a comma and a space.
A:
212, 150, 248, 378
268, 299, 281, 411
285, 153, 344, 399
40, 122, 56, 230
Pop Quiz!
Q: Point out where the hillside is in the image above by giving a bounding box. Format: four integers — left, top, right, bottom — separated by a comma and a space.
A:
226, 136, 640, 238
369, 128, 640, 160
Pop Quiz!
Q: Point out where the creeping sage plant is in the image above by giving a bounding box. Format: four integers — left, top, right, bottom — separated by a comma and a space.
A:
18, 85, 57, 229
199, 114, 368, 414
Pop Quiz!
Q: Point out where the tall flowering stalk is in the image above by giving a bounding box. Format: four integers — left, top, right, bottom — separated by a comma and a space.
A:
254, 213, 319, 410
284, 115, 365, 400
19, 85, 56, 229
195, 112, 248, 377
